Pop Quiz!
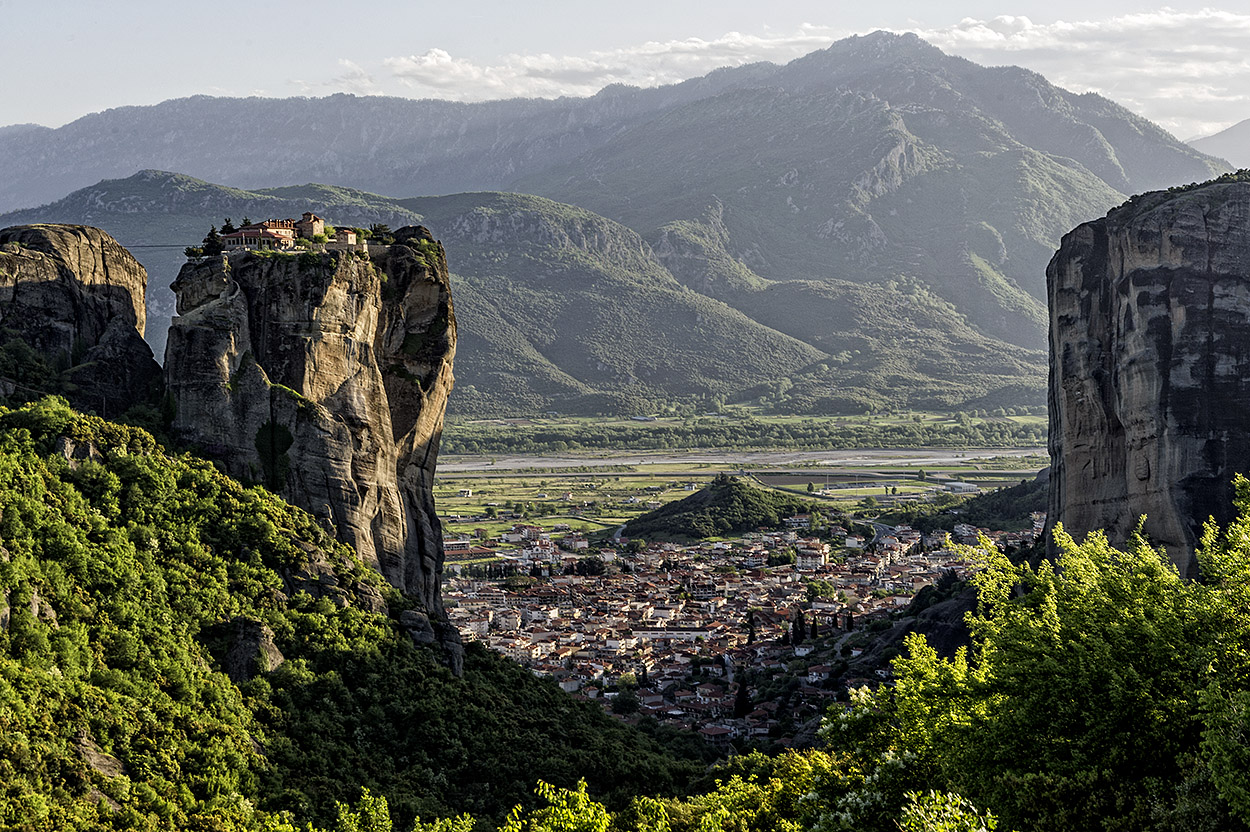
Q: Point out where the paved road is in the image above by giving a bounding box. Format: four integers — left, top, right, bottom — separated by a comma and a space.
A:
868, 521, 896, 548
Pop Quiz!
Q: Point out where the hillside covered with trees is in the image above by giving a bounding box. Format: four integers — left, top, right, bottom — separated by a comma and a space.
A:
0, 398, 702, 830
624, 475, 814, 540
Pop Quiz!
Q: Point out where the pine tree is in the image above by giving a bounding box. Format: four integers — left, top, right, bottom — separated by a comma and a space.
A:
732, 678, 751, 719
201, 225, 224, 256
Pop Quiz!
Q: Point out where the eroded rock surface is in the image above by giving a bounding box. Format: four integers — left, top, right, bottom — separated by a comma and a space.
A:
166, 228, 461, 669
225, 618, 285, 683
1048, 178, 1250, 577
0, 224, 161, 417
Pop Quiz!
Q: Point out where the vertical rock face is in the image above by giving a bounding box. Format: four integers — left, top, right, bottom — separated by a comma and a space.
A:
165, 228, 460, 667
0, 224, 161, 417
1048, 178, 1250, 577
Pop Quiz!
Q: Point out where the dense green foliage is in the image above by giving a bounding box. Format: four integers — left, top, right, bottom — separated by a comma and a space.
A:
624, 475, 811, 539
810, 498, 1250, 832
443, 416, 1046, 455
7, 401, 1250, 832
880, 476, 1048, 533
0, 398, 701, 830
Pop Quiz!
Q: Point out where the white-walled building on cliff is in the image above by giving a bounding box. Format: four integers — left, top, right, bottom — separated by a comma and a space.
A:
220, 212, 359, 250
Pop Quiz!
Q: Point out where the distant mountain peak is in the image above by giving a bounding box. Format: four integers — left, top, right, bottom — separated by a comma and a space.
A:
1189, 117, 1250, 169
824, 30, 945, 62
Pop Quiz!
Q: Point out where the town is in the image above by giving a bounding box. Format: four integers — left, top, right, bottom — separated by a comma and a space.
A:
442, 505, 1046, 749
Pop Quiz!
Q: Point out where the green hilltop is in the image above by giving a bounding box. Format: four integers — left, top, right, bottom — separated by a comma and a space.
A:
624, 474, 813, 540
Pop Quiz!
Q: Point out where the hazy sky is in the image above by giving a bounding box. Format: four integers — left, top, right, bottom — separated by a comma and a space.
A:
4, 1, 1248, 139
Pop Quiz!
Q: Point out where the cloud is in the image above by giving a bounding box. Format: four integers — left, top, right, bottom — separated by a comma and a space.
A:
292, 58, 380, 96
900, 10, 1250, 138
318, 9, 1248, 140
382, 31, 833, 101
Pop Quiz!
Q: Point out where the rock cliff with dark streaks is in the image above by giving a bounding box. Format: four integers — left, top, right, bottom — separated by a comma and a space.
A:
165, 228, 461, 668
0, 223, 161, 417
1048, 175, 1250, 577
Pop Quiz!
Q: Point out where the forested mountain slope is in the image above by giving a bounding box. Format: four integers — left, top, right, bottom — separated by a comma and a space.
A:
0, 398, 702, 830
1, 175, 1048, 415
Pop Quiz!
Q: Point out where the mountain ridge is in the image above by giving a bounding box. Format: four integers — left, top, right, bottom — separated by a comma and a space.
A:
0, 33, 1227, 416
0, 32, 1226, 214
0, 172, 1050, 416
1189, 118, 1250, 168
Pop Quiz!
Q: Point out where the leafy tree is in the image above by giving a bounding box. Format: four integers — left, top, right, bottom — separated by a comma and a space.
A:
806, 580, 837, 601
612, 688, 640, 715
332, 789, 393, 832
576, 557, 606, 576
819, 509, 1250, 832
501, 780, 611, 832
768, 551, 796, 567
898, 791, 1000, 832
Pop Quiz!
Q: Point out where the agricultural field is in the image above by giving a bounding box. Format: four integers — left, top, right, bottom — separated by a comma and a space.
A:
433, 447, 1049, 558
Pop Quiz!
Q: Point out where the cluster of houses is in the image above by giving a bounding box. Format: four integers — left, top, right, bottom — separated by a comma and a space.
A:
441, 512, 1046, 747
219, 212, 371, 252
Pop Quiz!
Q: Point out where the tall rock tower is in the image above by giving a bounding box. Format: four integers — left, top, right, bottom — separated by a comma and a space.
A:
165, 227, 461, 668
1048, 175, 1250, 577
0, 224, 162, 417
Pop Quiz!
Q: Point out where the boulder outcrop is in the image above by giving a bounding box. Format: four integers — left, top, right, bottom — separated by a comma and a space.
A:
1048, 176, 1250, 577
225, 618, 285, 683
0, 224, 161, 417
165, 228, 461, 668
